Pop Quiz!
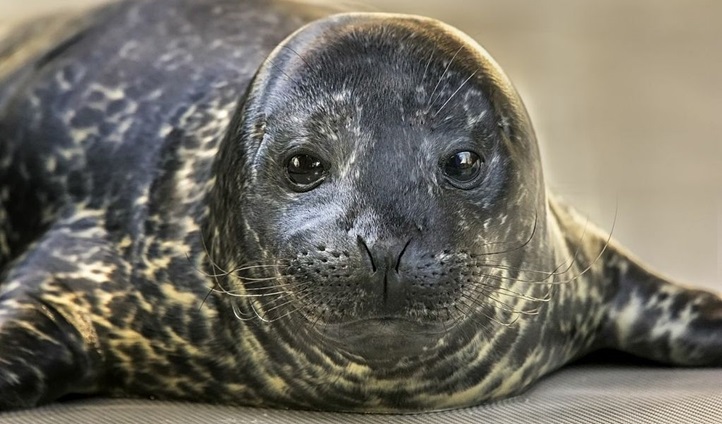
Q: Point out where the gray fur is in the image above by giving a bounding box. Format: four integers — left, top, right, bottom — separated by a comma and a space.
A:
0, 0, 720, 413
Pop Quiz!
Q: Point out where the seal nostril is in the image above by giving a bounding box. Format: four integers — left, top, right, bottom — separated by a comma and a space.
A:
395, 239, 412, 273
357, 235, 376, 272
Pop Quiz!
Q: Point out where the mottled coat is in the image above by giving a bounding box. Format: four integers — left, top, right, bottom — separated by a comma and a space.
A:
0, 0, 720, 413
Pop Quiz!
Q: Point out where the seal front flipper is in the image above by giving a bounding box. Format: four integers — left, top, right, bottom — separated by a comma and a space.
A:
602, 244, 722, 366
0, 292, 99, 410
0, 223, 121, 410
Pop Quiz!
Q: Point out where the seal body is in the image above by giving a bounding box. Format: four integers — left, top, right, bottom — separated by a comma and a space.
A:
1, 0, 721, 413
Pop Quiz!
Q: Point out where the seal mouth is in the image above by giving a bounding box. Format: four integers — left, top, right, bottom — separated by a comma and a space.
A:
324, 317, 454, 334
314, 317, 456, 362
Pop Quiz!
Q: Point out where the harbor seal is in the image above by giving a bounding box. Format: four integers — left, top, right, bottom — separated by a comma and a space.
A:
1, 0, 721, 413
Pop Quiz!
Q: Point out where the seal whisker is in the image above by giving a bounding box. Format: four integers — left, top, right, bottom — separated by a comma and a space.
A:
425, 45, 464, 109
470, 269, 567, 287
196, 235, 236, 311
470, 283, 553, 303
227, 264, 292, 279
231, 299, 260, 322
463, 266, 561, 288
244, 293, 304, 323
187, 236, 235, 309
249, 298, 274, 323
198, 287, 215, 312
261, 289, 318, 317
200, 270, 286, 282
281, 45, 315, 72
493, 206, 617, 287
473, 208, 539, 256
209, 273, 292, 302
268, 61, 303, 86
240, 280, 309, 291
234, 262, 291, 272
236, 274, 294, 283
453, 301, 519, 328
217, 277, 317, 299
420, 50, 435, 86
468, 215, 593, 286
273, 293, 332, 322
260, 293, 313, 323
186, 247, 222, 312
195, 257, 291, 281
212, 288, 292, 298
460, 292, 539, 317
200, 232, 230, 278
472, 236, 577, 276
473, 261, 571, 277
242, 261, 295, 272
468, 261, 571, 286
433, 71, 478, 118
482, 293, 544, 316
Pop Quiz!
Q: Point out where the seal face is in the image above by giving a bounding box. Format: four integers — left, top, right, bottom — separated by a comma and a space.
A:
1, 0, 722, 414
211, 13, 544, 364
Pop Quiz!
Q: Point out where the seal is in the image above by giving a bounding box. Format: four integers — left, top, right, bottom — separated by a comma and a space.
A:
1, 0, 721, 413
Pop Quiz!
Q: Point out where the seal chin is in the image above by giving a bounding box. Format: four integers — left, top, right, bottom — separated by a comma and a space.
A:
317, 317, 452, 363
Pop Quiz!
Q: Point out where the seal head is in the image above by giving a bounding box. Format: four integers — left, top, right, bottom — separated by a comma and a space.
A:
210, 13, 549, 368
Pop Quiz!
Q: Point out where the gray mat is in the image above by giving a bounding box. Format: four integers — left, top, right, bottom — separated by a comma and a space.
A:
1, 364, 721, 423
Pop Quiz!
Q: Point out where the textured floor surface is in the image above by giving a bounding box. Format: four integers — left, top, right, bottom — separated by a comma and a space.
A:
1, 364, 722, 424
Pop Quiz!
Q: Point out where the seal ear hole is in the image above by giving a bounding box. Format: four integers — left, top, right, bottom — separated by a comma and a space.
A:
252, 118, 267, 138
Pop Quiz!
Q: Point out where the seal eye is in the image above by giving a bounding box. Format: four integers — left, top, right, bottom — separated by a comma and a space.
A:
286, 154, 326, 189
442, 151, 483, 187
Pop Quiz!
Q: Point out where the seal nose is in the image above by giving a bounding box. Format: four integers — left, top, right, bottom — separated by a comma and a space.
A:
357, 236, 412, 308
357, 236, 411, 274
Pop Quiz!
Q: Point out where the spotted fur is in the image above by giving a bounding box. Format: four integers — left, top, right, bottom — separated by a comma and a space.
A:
1, 0, 721, 413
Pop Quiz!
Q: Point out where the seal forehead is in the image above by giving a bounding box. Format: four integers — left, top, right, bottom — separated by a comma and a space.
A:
261, 16, 477, 107
246, 12, 536, 160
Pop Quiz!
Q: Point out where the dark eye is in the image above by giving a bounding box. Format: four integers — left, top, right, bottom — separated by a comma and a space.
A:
286, 154, 326, 189
442, 151, 483, 187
